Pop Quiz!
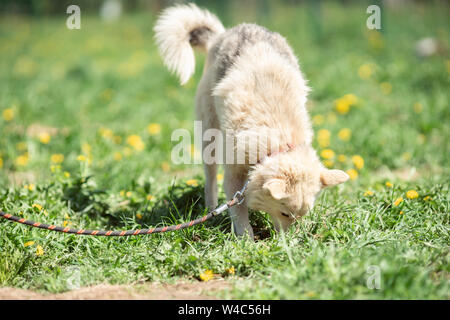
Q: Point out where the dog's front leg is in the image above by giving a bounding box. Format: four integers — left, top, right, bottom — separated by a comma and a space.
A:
224, 166, 254, 239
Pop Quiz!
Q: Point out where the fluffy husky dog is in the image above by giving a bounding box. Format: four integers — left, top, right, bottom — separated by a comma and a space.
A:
154, 4, 349, 237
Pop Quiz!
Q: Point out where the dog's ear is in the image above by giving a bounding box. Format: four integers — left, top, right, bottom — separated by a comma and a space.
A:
320, 169, 349, 188
263, 179, 287, 200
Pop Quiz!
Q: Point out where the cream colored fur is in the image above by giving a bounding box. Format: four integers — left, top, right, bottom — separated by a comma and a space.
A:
153, 3, 225, 85
154, 4, 349, 238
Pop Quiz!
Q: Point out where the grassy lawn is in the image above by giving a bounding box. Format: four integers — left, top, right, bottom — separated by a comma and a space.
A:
0, 2, 449, 299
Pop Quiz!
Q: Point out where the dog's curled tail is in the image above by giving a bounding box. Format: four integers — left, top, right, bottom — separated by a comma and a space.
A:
154, 4, 225, 85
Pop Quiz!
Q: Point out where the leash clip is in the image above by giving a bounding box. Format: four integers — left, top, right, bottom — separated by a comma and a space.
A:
233, 190, 245, 205
232, 179, 250, 206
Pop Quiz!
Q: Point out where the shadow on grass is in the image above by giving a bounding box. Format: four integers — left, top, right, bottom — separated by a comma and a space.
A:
61, 175, 273, 238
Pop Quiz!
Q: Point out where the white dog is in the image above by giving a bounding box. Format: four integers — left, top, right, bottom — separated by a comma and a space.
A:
154, 4, 349, 237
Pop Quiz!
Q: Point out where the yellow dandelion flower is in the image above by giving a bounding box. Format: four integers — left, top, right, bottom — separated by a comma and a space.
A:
189, 144, 196, 156
126, 191, 132, 198
146, 194, 155, 201
50, 154, 64, 164
312, 114, 324, 126
63, 220, 69, 227
39, 132, 51, 144
50, 164, 61, 173
32, 204, 43, 211
399, 211, 404, 215
24, 241, 35, 247
423, 196, 431, 201
126, 135, 145, 151
385, 181, 393, 188
335, 98, 350, 114
406, 190, 419, 199
364, 190, 374, 197
99, 127, 114, 139
413, 102, 423, 114
380, 82, 392, 95
64, 171, 70, 178
199, 270, 214, 282
393, 197, 403, 206
28, 184, 35, 191
161, 161, 170, 172
318, 129, 331, 140
358, 64, 373, 80
352, 155, 364, 170
113, 152, 123, 161
338, 128, 351, 141
16, 142, 27, 151
147, 123, 161, 135
401, 152, 411, 161
323, 159, 334, 168
337, 154, 347, 163
82, 142, 91, 155
320, 149, 335, 160
226, 266, 235, 275
15, 154, 29, 167
317, 129, 331, 148
216, 173, 224, 182
2, 108, 15, 121
342, 93, 358, 105
76, 155, 87, 162
346, 169, 358, 180
136, 213, 142, 219
186, 179, 199, 187
36, 245, 44, 256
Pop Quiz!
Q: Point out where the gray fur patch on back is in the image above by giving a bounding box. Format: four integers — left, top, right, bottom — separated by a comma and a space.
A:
212, 23, 299, 81
189, 27, 213, 47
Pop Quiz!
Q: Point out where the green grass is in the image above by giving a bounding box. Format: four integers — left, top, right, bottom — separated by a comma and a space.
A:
0, 2, 449, 299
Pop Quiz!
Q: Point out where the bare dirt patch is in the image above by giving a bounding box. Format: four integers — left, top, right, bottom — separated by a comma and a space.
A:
0, 279, 231, 300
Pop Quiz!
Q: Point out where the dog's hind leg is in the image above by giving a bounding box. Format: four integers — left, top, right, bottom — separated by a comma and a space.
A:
196, 71, 220, 209
203, 161, 218, 209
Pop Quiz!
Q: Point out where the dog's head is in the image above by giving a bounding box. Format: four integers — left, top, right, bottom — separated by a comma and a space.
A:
247, 146, 348, 231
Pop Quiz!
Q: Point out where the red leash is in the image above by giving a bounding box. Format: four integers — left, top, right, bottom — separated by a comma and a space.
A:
0, 181, 248, 236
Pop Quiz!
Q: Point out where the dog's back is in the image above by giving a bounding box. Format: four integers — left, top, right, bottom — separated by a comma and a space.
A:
154, 3, 312, 154
210, 23, 299, 82
210, 24, 312, 150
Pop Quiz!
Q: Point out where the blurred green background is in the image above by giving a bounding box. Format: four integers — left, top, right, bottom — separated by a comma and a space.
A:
0, 0, 448, 189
